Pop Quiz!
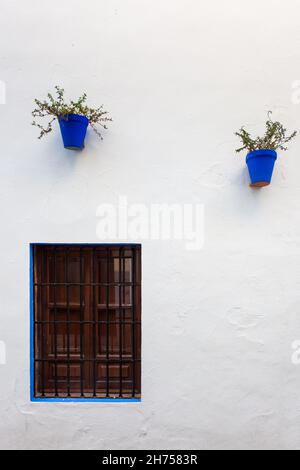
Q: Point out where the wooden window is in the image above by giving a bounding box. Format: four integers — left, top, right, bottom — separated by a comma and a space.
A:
32, 245, 141, 399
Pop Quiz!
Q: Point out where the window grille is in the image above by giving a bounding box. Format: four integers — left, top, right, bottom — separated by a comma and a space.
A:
32, 245, 141, 399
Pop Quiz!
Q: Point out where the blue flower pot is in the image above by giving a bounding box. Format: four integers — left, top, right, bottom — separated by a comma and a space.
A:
58, 114, 89, 150
246, 149, 277, 187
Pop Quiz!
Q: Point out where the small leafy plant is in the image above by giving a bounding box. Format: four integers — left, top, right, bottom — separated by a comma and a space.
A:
235, 112, 297, 153
32, 86, 112, 139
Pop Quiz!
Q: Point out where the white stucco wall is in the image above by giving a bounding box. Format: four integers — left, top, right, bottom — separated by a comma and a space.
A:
1, 0, 300, 450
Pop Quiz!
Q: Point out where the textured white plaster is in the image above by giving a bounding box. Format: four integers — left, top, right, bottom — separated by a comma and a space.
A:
0, 0, 300, 450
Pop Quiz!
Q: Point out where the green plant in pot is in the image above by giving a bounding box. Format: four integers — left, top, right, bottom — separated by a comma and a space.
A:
32, 86, 112, 150
235, 112, 297, 187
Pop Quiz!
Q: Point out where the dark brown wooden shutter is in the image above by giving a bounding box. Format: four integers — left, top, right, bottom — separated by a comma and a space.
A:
33, 245, 141, 399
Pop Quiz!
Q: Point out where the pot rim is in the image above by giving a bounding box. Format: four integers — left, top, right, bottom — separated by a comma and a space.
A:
58, 113, 89, 124
246, 149, 277, 162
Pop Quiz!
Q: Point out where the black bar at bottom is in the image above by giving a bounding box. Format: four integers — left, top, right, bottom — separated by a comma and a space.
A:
1, 451, 201, 464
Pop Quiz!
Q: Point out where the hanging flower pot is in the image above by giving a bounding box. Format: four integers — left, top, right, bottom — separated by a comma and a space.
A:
58, 114, 89, 150
32, 86, 112, 150
246, 149, 277, 187
235, 112, 297, 188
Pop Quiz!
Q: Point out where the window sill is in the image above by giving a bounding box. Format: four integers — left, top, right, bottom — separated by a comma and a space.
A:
31, 397, 142, 403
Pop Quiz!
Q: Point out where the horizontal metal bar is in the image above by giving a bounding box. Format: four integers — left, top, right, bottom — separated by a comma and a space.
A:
31, 243, 141, 247
34, 282, 141, 287
34, 320, 141, 324
45, 304, 134, 309
32, 398, 142, 403
34, 358, 141, 363
34, 255, 136, 260
51, 378, 134, 384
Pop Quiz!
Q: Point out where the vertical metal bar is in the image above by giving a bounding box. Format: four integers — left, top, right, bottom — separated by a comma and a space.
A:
66, 248, 71, 397
40, 247, 45, 396
30, 245, 35, 400
92, 247, 97, 397
106, 247, 110, 397
131, 247, 136, 397
119, 247, 123, 397
53, 247, 58, 397
79, 247, 84, 397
